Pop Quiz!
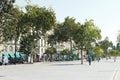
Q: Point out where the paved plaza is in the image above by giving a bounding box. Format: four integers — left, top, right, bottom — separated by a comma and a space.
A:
0, 58, 120, 80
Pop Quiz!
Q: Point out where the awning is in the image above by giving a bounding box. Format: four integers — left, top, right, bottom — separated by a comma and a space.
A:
3, 52, 9, 57
9, 53, 15, 58
20, 53, 26, 57
2, 52, 26, 58
15, 52, 21, 58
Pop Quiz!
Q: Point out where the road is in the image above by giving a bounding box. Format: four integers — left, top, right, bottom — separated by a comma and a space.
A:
0, 58, 120, 80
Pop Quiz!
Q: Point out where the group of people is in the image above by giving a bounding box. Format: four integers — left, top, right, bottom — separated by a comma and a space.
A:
0, 51, 24, 66
0, 55, 9, 65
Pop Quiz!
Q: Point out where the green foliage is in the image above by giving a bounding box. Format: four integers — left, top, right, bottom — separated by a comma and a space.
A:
73, 19, 101, 50
19, 35, 39, 54
93, 46, 103, 57
117, 32, 120, 43
72, 19, 101, 64
19, 5, 56, 53
0, 0, 15, 13
99, 38, 113, 55
47, 16, 78, 51
49, 17, 77, 42
60, 48, 69, 55
20, 5, 56, 36
47, 34, 57, 47
0, 0, 17, 43
45, 47, 56, 55
116, 43, 120, 50
19, 35, 31, 54
110, 50, 120, 56
3, 8, 23, 41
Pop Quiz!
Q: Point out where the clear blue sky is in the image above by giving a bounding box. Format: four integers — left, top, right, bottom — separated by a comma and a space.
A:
15, 0, 120, 45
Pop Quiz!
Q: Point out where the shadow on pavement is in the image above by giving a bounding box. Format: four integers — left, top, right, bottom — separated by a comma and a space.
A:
50, 63, 83, 66
0, 75, 5, 77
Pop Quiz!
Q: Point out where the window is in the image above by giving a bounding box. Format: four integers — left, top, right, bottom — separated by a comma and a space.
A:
41, 48, 43, 53
4, 46, 8, 52
9, 46, 13, 52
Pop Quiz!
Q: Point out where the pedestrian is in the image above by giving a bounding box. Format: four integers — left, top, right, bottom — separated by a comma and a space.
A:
0, 57, 2, 66
88, 55, 92, 65
28, 55, 31, 63
3, 56, 8, 65
0, 51, 2, 65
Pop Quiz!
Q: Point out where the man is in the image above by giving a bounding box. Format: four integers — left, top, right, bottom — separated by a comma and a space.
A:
88, 55, 92, 65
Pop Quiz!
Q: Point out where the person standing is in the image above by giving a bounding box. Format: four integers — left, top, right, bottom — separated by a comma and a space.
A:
0, 57, 2, 65
3, 56, 8, 65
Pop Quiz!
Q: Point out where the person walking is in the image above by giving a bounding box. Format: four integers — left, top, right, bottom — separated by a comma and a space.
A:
88, 55, 92, 65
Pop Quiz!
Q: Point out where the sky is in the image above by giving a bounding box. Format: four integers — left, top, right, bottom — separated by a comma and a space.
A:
15, 0, 120, 45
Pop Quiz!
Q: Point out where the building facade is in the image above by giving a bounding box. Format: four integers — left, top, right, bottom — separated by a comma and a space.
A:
0, 41, 19, 53
0, 38, 72, 55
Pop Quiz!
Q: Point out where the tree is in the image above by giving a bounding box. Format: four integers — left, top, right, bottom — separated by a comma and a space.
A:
0, 0, 15, 13
60, 48, 69, 59
0, 0, 16, 43
19, 35, 38, 54
1, 7, 23, 62
99, 37, 113, 60
60, 48, 69, 55
19, 5, 56, 63
117, 31, 120, 50
50, 17, 78, 50
19, 5, 56, 52
47, 34, 57, 47
0, 0, 24, 63
110, 50, 120, 62
73, 19, 101, 64
45, 47, 56, 61
117, 31, 120, 43
93, 46, 103, 62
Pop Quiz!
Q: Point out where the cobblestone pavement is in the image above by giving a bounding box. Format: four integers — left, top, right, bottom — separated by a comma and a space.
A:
0, 58, 120, 80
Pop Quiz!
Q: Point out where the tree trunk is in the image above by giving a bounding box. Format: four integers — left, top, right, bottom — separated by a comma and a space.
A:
77, 49, 80, 60
81, 49, 83, 64
14, 38, 17, 64
30, 54, 33, 64
70, 37, 72, 51
33, 54, 37, 62
114, 56, 116, 62
105, 49, 108, 60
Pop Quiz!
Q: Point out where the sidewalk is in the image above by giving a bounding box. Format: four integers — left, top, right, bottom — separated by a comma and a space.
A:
0, 58, 120, 80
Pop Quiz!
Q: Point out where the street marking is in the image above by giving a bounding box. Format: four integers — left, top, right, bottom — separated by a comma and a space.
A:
112, 65, 120, 80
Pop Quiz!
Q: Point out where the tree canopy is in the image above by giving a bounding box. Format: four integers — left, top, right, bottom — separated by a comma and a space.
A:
0, 0, 16, 43
73, 19, 101, 64
117, 31, 120, 44
19, 5, 56, 54
99, 37, 113, 59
